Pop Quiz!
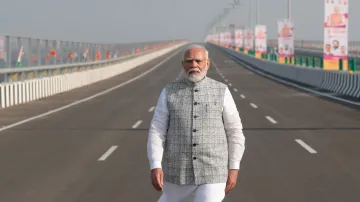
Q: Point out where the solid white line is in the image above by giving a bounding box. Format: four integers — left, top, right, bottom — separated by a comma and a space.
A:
98, 146, 118, 161
233, 88, 238, 92
148, 106, 155, 112
250, 103, 258, 108
0, 48, 183, 134
228, 83, 232, 87
132, 120, 143, 128
265, 116, 277, 124
240, 94, 246, 99
295, 139, 317, 154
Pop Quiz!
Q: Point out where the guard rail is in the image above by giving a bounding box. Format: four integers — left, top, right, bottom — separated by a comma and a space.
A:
0, 41, 187, 109
209, 43, 360, 100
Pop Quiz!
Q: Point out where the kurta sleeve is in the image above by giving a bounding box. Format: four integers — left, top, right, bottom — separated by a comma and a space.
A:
222, 87, 246, 169
147, 88, 169, 170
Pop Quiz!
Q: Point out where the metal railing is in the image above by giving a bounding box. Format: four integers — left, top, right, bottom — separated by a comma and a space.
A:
0, 33, 173, 69
210, 42, 360, 101
0, 33, 185, 83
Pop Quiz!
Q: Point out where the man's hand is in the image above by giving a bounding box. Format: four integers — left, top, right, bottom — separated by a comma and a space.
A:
225, 169, 239, 194
151, 168, 163, 191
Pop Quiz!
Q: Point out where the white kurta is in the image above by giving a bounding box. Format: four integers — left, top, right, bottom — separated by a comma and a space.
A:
147, 85, 246, 202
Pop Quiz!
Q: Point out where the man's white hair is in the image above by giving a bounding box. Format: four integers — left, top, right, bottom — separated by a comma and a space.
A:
183, 44, 209, 59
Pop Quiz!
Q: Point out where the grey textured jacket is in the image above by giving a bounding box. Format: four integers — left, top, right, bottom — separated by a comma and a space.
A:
162, 77, 229, 185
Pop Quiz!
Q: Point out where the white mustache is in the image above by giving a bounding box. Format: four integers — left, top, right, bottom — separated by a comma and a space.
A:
187, 68, 200, 74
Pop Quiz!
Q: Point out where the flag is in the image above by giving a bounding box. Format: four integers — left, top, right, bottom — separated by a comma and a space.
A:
16, 46, 24, 67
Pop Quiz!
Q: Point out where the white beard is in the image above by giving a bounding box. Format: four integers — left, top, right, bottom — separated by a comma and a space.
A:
181, 68, 207, 83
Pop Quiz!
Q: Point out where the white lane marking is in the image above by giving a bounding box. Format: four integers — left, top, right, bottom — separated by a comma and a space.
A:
295, 139, 317, 154
0, 48, 183, 134
240, 94, 246, 99
98, 146, 118, 161
148, 106, 155, 112
250, 103, 258, 108
225, 79, 228, 82
211, 60, 226, 80
132, 120, 143, 128
228, 83, 232, 87
229, 54, 360, 107
233, 88, 238, 92
265, 116, 277, 124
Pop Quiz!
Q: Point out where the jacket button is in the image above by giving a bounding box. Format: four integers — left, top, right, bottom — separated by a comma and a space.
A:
194, 102, 198, 105
194, 89, 199, 92
193, 129, 197, 132
193, 115, 198, 118
193, 157, 197, 160
193, 143, 197, 147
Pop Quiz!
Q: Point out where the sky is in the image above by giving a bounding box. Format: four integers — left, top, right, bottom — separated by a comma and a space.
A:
0, 0, 358, 44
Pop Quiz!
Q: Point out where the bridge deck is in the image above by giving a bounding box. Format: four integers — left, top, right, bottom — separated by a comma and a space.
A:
0, 45, 359, 202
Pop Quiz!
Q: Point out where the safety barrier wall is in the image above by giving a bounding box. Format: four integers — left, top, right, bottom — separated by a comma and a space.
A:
0, 40, 182, 83
209, 43, 360, 100
0, 42, 187, 109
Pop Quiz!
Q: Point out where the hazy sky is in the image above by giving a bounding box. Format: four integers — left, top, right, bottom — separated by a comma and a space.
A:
0, 0, 358, 43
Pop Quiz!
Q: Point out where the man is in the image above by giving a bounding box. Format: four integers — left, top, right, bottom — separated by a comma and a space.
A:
324, 44, 332, 55
147, 44, 246, 202
332, 40, 341, 55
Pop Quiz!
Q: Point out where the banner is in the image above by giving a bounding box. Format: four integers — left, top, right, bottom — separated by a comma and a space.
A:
220, 33, 225, 46
225, 32, 231, 48
323, 0, 349, 70
255, 25, 267, 58
230, 30, 236, 48
234, 29, 244, 50
244, 29, 254, 54
277, 19, 294, 64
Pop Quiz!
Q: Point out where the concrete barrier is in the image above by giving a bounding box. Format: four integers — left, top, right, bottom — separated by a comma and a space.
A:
0, 42, 186, 109
210, 43, 360, 100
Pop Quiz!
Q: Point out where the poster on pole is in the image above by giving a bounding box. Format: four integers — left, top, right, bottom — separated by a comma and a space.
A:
234, 29, 244, 50
225, 31, 232, 48
255, 25, 267, 58
230, 30, 236, 48
323, 0, 348, 70
277, 18, 294, 64
220, 33, 225, 46
244, 29, 254, 54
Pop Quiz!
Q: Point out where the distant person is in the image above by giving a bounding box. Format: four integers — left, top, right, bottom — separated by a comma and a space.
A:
147, 44, 246, 202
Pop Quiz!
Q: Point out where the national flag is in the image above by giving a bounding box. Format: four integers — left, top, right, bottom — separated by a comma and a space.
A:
16, 45, 24, 67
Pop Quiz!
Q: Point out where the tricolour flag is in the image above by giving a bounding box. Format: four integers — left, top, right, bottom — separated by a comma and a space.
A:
17, 46, 24, 67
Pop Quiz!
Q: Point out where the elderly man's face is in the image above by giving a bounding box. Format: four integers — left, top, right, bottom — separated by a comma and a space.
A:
182, 47, 210, 82
325, 44, 331, 52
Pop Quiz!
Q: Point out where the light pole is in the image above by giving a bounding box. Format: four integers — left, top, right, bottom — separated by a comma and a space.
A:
256, 0, 260, 24
248, 0, 251, 28
287, 0, 292, 19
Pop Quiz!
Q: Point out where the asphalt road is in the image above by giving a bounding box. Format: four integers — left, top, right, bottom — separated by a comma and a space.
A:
0, 43, 359, 202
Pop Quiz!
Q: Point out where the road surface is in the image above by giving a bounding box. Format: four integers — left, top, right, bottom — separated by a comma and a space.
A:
0, 44, 359, 202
